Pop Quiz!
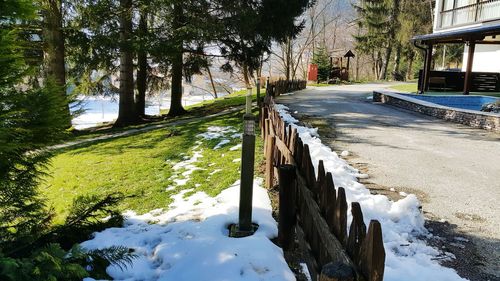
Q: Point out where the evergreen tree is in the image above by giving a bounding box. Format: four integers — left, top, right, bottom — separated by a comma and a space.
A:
114, 0, 140, 126
41, 0, 72, 126
0, 0, 70, 249
397, 0, 432, 80
1, 2, 135, 279
312, 45, 330, 82
354, 0, 399, 80
214, 0, 312, 87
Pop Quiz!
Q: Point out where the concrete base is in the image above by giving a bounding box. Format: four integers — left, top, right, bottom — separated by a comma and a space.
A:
229, 223, 259, 238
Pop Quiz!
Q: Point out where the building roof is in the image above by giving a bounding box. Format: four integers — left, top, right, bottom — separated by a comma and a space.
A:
412, 24, 500, 44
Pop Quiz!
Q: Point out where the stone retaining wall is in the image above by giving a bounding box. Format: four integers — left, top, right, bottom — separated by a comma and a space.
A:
373, 91, 500, 132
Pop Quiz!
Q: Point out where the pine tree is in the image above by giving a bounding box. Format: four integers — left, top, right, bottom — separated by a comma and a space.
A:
41, 0, 72, 126
214, 0, 312, 86
354, 0, 398, 80
1, 3, 135, 279
397, 0, 432, 80
312, 44, 331, 82
114, 0, 141, 126
0, 0, 70, 249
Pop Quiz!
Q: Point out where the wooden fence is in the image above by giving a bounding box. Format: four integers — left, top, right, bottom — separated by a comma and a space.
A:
266, 79, 307, 97
260, 97, 385, 281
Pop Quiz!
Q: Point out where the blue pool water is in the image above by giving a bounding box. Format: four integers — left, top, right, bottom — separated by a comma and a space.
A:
405, 94, 498, 111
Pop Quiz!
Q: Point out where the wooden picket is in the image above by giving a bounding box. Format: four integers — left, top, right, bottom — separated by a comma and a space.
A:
261, 96, 385, 281
266, 79, 307, 97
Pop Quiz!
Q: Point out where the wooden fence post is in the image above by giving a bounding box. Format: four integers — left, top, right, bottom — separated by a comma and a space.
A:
279, 164, 297, 250
334, 187, 348, 246
295, 138, 303, 165
325, 172, 337, 233
317, 160, 327, 215
319, 262, 355, 281
264, 118, 270, 150
265, 135, 276, 188
359, 220, 385, 281
347, 202, 366, 264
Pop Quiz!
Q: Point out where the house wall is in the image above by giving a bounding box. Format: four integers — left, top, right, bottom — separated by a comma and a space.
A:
462, 43, 500, 73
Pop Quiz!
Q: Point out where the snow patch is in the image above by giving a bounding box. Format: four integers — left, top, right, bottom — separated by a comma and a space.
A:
274, 103, 468, 281
197, 126, 237, 140
214, 139, 230, 150
230, 144, 242, 151
81, 179, 294, 281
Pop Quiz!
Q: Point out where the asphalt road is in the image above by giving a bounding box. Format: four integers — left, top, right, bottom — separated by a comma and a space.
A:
277, 84, 500, 280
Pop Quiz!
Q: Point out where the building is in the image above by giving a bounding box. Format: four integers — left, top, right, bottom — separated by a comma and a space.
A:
412, 0, 500, 94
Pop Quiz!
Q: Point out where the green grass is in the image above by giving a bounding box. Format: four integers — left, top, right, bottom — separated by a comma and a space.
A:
389, 83, 418, 93
43, 109, 263, 223
389, 83, 500, 97
70, 89, 263, 142
161, 88, 263, 115
307, 83, 332, 87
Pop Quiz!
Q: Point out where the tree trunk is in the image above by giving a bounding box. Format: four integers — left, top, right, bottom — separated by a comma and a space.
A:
285, 36, 292, 81
406, 52, 414, 81
115, 0, 139, 127
168, 2, 187, 117
136, 9, 148, 116
242, 63, 251, 88
392, 43, 402, 81
380, 44, 392, 80
372, 52, 378, 79
381, 0, 400, 80
42, 0, 71, 126
206, 66, 218, 99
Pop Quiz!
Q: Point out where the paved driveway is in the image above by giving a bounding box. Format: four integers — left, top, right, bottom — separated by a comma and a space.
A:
277, 84, 500, 280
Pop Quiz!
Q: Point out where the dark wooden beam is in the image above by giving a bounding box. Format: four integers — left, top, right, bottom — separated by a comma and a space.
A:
463, 41, 476, 95
422, 44, 433, 93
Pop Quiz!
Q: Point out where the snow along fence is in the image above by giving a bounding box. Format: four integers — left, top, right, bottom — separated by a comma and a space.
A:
265, 78, 307, 98
260, 97, 385, 281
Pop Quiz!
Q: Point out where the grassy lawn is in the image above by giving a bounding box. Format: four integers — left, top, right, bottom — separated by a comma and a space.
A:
71, 89, 263, 141
389, 83, 418, 93
43, 109, 263, 223
389, 83, 500, 97
307, 83, 332, 87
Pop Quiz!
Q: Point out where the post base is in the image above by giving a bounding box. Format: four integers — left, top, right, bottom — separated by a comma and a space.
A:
229, 223, 259, 238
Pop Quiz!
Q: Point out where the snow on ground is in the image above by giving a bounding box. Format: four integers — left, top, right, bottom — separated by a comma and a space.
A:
197, 126, 238, 140
80, 125, 294, 281
230, 144, 242, 151
81, 179, 294, 281
214, 139, 230, 149
165, 141, 204, 190
274, 104, 468, 281
166, 126, 242, 190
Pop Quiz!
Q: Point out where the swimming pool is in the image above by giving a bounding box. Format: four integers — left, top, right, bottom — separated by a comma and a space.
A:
373, 91, 500, 131
404, 94, 498, 111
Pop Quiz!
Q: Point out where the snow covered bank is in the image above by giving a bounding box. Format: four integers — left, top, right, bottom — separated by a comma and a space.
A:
274, 104, 468, 281
82, 179, 294, 281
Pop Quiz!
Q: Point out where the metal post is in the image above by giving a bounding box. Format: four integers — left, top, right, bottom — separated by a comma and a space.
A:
237, 113, 256, 232
422, 44, 433, 93
246, 87, 252, 114
256, 78, 261, 107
